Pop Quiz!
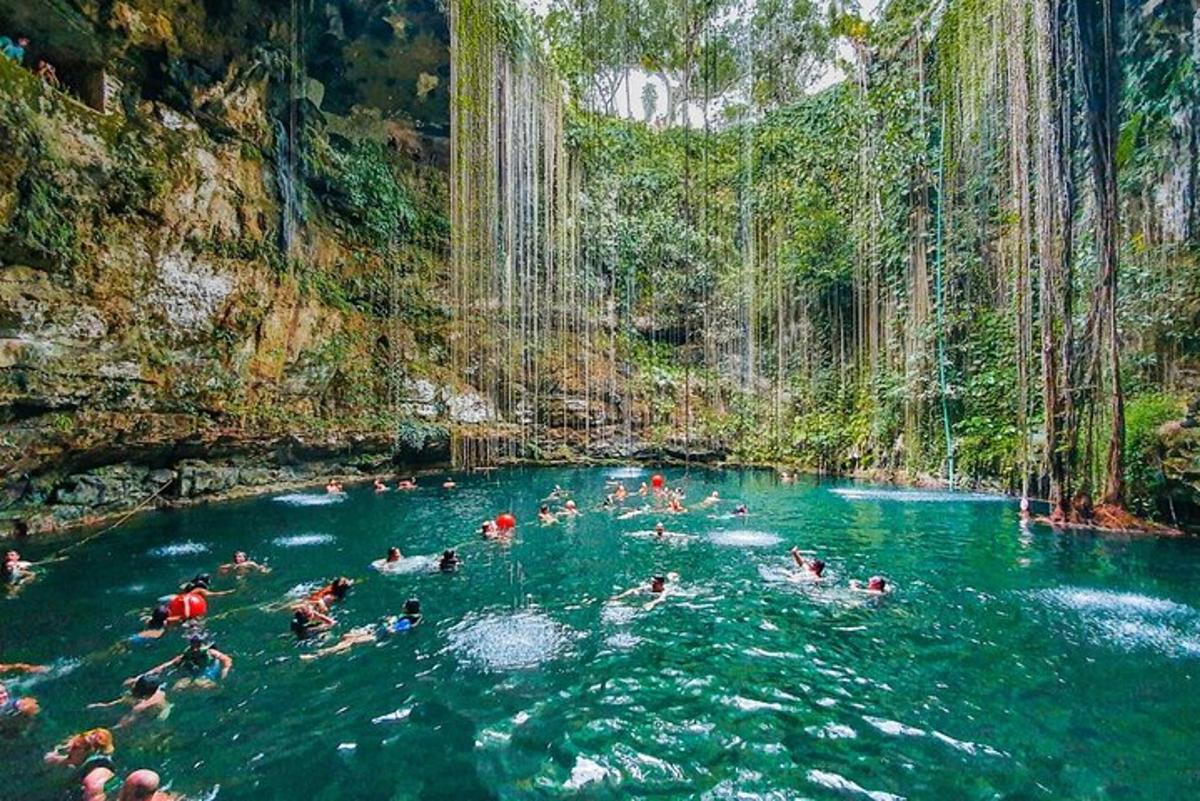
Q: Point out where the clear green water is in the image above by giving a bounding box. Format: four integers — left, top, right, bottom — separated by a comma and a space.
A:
4, 467, 1200, 800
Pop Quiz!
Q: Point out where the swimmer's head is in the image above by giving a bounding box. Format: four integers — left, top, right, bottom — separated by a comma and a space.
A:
75, 728, 114, 754
710, 491, 719, 498
565, 500, 577, 510
387, 547, 401, 562
188, 634, 205, 650
3, 550, 17, 563
123, 769, 162, 798
540, 505, 550, 514
131, 675, 161, 699
184, 573, 210, 591
233, 551, 248, 564
147, 605, 169, 629
867, 576, 886, 592
809, 559, 826, 577
655, 522, 665, 534
442, 549, 456, 559
404, 598, 421, 615
651, 575, 666, 592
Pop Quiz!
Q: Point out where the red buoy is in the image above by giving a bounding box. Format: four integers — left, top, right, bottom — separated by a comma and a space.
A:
496, 512, 517, 530
651, 474, 665, 489
168, 591, 208, 620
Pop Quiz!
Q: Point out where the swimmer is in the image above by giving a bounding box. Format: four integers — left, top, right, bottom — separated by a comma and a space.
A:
304, 577, 353, 611
442, 477, 457, 489
1019, 496, 1030, 521
667, 496, 685, 513
654, 521, 666, 539
538, 504, 558, 524
545, 484, 567, 501
614, 483, 628, 501
637, 482, 649, 496
87, 675, 169, 729
611, 572, 680, 611
385, 546, 402, 563
218, 551, 270, 575
397, 477, 417, 490
480, 520, 500, 538
326, 478, 344, 494
130, 605, 172, 643
301, 599, 423, 660
561, 499, 579, 516
805, 559, 826, 579
698, 491, 720, 508
602, 494, 616, 509
130, 635, 232, 690
177, 573, 234, 598
2, 549, 34, 586
373, 478, 390, 492
0, 662, 48, 674
733, 503, 748, 516
789, 546, 805, 569
292, 605, 336, 640
83, 768, 179, 801
0, 679, 40, 721
438, 549, 461, 572
850, 576, 890, 594
45, 727, 115, 767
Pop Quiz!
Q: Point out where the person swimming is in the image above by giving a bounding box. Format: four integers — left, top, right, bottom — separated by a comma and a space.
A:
87, 675, 169, 729
480, 520, 500, 538
667, 496, 685, 513
538, 505, 558, 524
807, 559, 826, 578
637, 482, 649, 496
44, 727, 115, 768
654, 521, 666, 538
0, 679, 40, 721
385, 547, 402, 563
733, 504, 748, 516
397, 477, 417, 490
177, 573, 234, 598
130, 635, 232, 690
611, 572, 679, 611
562, 499, 579, 516
2, 549, 34, 585
0, 661, 47, 675
373, 477, 390, 492
442, 477, 457, 489
789, 546, 805, 569
300, 598, 424, 661
305, 577, 353, 611
850, 576, 889, 593
218, 551, 270, 575
83, 767, 179, 801
326, 478, 344, 494
292, 605, 335, 640
698, 491, 720, 508
438, 549, 461, 572
130, 605, 171, 644
614, 483, 628, 501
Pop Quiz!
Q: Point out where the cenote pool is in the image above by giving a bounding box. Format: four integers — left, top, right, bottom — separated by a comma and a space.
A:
3, 467, 1200, 800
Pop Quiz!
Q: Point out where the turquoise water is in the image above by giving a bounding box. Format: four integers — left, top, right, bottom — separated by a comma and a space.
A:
3, 467, 1200, 800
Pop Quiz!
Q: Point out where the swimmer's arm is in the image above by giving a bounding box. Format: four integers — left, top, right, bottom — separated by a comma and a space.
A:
642, 592, 668, 611
202, 588, 236, 597
135, 654, 182, 681
0, 662, 48, 674
211, 648, 233, 678
87, 697, 127, 709
610, 586, 641, 601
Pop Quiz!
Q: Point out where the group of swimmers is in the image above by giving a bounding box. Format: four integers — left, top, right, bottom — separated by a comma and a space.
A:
2, 469, 891, 798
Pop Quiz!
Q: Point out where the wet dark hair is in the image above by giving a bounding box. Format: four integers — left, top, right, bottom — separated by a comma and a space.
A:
147, 605, 169, 630
809, 559, 826, 577
442, 549, 456, 559
404, 598, 421, 615
331, 577, 351, 599
291, 609, 313, 637
387, 547, 401, 560
182, 574, 210, 591
540, 505, 549, 513
132, 675, 161, 699
652, 575, 666, 584
188, 634, 205, 647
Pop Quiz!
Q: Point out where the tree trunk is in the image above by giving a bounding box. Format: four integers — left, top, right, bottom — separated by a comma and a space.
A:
1077, 0, 1126, 506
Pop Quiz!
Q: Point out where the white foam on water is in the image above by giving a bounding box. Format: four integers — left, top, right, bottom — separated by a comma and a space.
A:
447, 610, 569, 671
564, 756, 616, 790
723, 695, 786, 713
807, 770, 906, 801
709, 530, 781, 548
862, 716, 926, 738
273, 493, 345, 507
284, 581, 322, 599
371, 706, 413, 725
601, 602, 638, 625
148, 541, 209, 557
604, 632, 642, 650
1033, 587, 1193, 618
606, 467, 646, 479
808, 722, 858, 739
272, 533, 335, 548
371, 555, 436, 575
832, 487, 1007, 503
931, 731, 1007, 758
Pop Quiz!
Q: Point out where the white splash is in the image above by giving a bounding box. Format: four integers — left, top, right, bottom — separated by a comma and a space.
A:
832, 487, 1008, 503
371, 555, 436, 574
272, 533, 335, 548
1031, 587, 1200, 658
1033, 587, 1193, 618
565, 756, 616, 789
709, 530, 781, 548
148, 541, 209, 557
807, 770, 906, 801
273, 493, 345, 507
447, 610, 569, 671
